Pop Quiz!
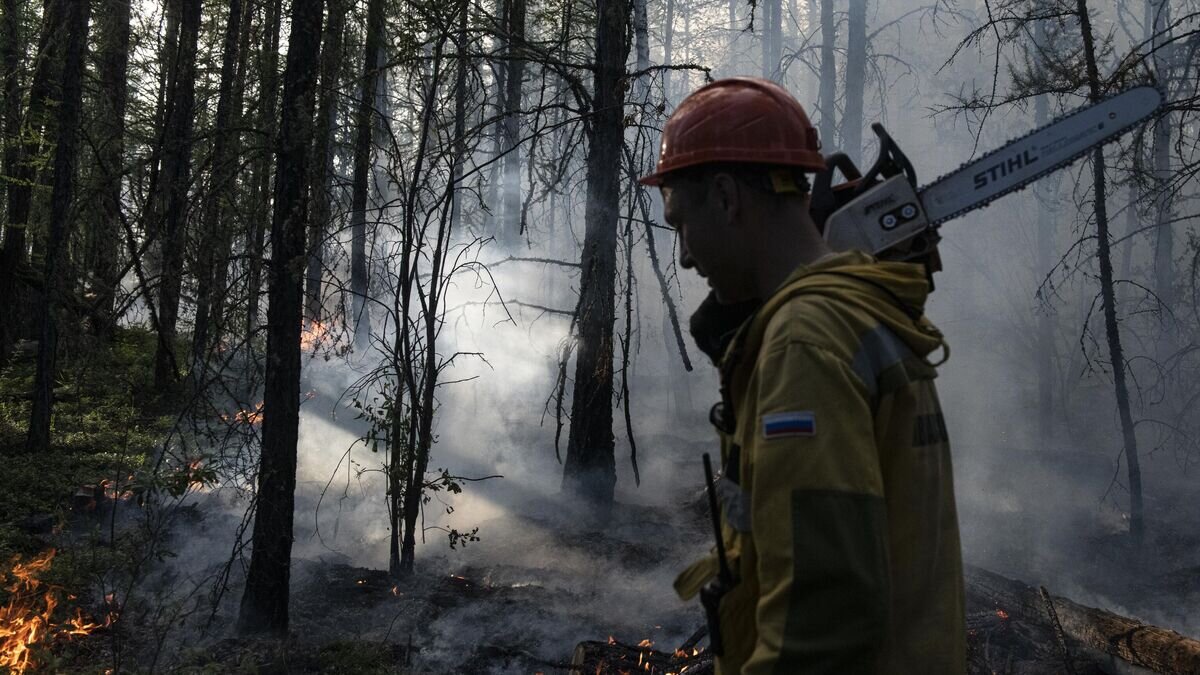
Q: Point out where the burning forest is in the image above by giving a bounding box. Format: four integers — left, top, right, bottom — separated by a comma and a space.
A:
2, 0, 1200, 672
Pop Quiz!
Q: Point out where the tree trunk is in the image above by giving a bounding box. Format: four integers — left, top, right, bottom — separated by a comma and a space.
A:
1150, 0, 1172, 309
25, 0, 89, 454
562, 0, 631, 508
761, 0, 781, 81
817, 0, 837, 149
663, 0, 675, 100
192, 0, 246, 383
449, 0, 469, 234
1076, 0, 1143, 545
237, 0, 324, 635
246, 0, 284, 342
152, 0, 203, 390
208, 0, 254, 342
305, 0, 346, 325
0, 0, 65, 365
397, 31, 450, 577
842, 0, 867, 163
633, 0, 649, 103
89, 0, 131, 338
350, 0, 385, 350
500, 0, 526, 241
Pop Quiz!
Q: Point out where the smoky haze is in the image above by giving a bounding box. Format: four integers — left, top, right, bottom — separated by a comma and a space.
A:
101, 0, 1200, 668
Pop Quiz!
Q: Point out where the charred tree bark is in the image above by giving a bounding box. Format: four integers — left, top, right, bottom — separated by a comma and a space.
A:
238, 0, 324, 635
842, 0, 867, 163
246, 0, 284, 342
152, 0, 202, 390
0, 0, 65, 365
192, 0, 246, 381
561, 0, 631, 508
25, 0, 89, 454
1076, 0, 1143, 545
350, 0, 385, 350
305, 0, 346, 325
965, 565, 1200, 673
817, 0, 837, 148
89, 0, 131, 337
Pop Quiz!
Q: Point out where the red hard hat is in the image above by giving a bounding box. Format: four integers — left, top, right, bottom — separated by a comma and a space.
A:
639, 77, 825, 186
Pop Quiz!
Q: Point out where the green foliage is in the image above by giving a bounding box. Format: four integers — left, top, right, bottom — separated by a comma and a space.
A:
0, 328, 172, 560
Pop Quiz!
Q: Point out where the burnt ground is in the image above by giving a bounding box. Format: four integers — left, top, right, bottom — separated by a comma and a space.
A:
151, 496, 713, 674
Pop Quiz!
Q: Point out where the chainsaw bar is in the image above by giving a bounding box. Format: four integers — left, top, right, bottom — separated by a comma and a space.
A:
919, 86, 1163, 226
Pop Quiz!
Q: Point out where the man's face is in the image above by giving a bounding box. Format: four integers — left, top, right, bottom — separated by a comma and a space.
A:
661, 174, 754, 304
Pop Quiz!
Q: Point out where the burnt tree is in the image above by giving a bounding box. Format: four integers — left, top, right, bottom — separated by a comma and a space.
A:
238, 0, 325, 635
561, 0, 631, 507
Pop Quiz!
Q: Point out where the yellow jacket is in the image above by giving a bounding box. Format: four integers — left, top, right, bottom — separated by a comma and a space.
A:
677, 251, 966, 674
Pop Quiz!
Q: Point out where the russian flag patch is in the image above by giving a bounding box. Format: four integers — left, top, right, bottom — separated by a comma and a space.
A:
762, 411, 816, 439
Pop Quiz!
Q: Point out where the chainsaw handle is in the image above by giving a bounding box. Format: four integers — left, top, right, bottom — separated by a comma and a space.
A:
855, 123, 918, 198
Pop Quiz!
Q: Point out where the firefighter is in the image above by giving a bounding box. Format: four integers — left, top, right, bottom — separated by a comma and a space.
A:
640, 77, 966, 673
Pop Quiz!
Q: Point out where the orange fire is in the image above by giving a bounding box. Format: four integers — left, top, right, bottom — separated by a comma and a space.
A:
222, 402, 264, 426
0, 550, 112, 674
301, 320, 332, 351
995, 608, 1010, 620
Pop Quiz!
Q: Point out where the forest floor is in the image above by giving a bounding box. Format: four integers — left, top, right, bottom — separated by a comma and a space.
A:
4, 329, 1200, 673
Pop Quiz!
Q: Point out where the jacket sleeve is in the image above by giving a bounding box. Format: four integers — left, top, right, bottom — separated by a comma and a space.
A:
742, 339, 891, 675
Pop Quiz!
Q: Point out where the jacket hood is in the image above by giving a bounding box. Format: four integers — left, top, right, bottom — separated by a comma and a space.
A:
780, 250, 946, 360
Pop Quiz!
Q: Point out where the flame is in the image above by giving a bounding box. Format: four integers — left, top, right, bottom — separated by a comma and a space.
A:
222, 402, 264, 426
98, 478, 135, 502
995, 608, 1010, 620
0, 550, 112, 673
301, 320, 332, 351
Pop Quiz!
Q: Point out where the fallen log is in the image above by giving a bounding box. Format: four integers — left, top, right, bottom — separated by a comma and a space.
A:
571, 567, 1200, 674
570, 629, 712, 675
966, 564, 1200, 674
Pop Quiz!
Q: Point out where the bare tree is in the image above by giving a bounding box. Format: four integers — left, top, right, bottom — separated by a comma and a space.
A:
561, 0, 632, 508
238, 0, 325, 635
25, 0, 90, 453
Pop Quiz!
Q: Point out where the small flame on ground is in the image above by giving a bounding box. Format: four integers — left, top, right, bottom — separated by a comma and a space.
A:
995, 608, 1010, 620
0, 550, 112, 674
222, 401, 265, 426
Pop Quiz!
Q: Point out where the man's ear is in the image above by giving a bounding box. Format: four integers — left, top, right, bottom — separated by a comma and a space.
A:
710, 172, 740, 227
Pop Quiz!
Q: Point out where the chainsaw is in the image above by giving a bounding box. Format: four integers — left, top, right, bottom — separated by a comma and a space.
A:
811, 86, 1164, 279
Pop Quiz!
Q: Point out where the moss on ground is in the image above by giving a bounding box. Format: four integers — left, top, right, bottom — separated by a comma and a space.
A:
0, 328, 176, 603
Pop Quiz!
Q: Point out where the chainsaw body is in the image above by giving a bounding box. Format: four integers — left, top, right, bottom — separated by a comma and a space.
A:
811, 124, 941, 276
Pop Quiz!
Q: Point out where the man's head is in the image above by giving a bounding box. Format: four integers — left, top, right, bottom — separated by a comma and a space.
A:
641, 78, 829, 303
660, 164, 818, 303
